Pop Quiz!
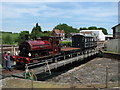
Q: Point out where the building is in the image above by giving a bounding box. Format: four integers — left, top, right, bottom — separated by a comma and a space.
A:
106, 24, 120, 53
105, 34, 113, 40
80, 31, 97, 37
112, 24, 120, 39
80, 30, 106, 41
51, 29, 65, 40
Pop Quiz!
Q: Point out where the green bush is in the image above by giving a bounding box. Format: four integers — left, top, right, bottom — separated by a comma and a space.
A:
2, 32, 19, 45
61, 41, 72, 47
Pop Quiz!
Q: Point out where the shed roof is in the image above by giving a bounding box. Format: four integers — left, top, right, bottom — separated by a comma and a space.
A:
112, 24, 120, 29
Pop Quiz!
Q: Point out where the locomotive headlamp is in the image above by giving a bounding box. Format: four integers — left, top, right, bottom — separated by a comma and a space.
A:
28, 53, 31, 56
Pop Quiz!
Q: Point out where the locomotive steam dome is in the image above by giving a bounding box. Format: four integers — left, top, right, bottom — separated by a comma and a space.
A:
19, 39, 52, 52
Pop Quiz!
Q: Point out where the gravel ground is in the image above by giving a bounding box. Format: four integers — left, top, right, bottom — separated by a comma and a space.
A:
46, 58, 119, 85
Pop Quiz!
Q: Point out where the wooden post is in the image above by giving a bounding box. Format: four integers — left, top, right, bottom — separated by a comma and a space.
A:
106, 67, 108, 88
44, 65, 46, 72
77, 53, 79, 61
46, 61, 51, 75
31, 69, 33, 90
25, 64, 29, 73
71, 53, 72, 58
13, 46, 16, 55
88, 50, 90, 56
11, 46, 14, 55
55, 58, 58, 69
64, 54, 65, 60
70, 72, 75, 89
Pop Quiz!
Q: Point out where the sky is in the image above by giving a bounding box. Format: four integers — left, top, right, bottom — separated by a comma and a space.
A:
1, 1, 118, 34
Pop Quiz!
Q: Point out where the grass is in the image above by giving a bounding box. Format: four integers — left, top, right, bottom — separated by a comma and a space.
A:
3, 78, 69, 88
2, 78, 119, 88
102, 50, 120, 55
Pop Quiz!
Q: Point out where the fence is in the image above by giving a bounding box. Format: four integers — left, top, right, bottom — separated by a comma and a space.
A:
106, 39, 120, 53
0, 45, 19, 66
0, 45, 19, 55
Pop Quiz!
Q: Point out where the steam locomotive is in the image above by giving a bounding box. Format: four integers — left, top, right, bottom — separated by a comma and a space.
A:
12, 34, 97, 67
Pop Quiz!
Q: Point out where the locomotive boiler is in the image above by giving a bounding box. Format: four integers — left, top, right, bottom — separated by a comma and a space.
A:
19, 39, 52, 57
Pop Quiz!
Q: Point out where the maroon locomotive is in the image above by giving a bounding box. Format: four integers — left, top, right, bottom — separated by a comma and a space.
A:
12, 36, 61, 65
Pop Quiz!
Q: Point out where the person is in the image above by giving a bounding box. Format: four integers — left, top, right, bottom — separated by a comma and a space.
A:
6, 53, 12, 71
4, 52, 8, 69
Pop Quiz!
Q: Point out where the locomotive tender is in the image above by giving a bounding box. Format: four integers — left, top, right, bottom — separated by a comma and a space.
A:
12, 34, 97, 67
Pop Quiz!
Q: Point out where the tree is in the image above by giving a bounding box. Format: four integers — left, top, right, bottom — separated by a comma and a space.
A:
31, 23, 42, 39
79, 27, 88, 30
2, 32, 19, 45
2, 34, 12, 44
31, 23, 42, 33
98, 27, 108, 35
42, 31, 51, 36
18, 31, 29, 43
54, 23, 79, 34
88, 26, 98, 30
11, 33, 19, 44
79, 26, 108, 35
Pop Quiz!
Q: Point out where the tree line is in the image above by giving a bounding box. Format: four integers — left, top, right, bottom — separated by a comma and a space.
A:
79, 26, 108, 35
2, 23, 108, 45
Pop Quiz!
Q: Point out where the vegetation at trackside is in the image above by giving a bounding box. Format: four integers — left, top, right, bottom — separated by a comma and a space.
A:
61, 41, 72, 47
102, 50, 120, 55
2, 23, 108, 45
2, 23, 51, 45
2, 32, 19, 45
3, 78, 119, 88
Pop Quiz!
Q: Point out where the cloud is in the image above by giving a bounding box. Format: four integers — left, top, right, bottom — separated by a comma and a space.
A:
1, 2, 118, 34
1, 0, 120, 2
2, 2, 117, 20
2, 3, 49, 18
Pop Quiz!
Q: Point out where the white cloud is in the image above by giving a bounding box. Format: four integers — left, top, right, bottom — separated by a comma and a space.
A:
2, 2, 118, 34
1, 0, 120, 2
2, 2, 117, 20
2, 4, 49, 18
